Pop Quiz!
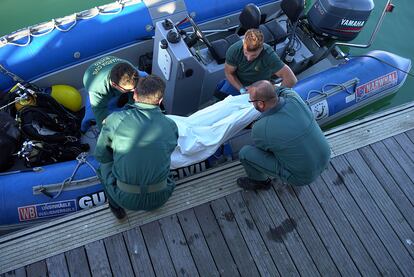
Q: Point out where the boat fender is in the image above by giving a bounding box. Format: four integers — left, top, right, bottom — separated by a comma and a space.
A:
50, 85, 82, 112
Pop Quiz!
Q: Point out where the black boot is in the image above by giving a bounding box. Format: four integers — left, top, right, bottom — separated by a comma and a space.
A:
109, 202, 126, 220
237, 177, 272, 190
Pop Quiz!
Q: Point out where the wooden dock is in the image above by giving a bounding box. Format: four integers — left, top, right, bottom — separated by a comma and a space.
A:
1, 102, 414, 276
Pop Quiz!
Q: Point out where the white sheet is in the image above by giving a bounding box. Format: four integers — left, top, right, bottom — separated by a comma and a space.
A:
167, 94, 260, 169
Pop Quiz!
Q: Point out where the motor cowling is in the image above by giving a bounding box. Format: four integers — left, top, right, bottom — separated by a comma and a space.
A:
307, 0, 375, 41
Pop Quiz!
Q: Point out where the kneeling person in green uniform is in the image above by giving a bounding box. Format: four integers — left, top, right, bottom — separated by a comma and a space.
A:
94, 75, 179, 219
217, 28, 297, 98
237, 80, 331, 189
82, 55, 147, 131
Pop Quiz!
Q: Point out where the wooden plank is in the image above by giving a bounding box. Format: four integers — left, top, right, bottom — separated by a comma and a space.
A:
350, 146, 414, 232
103, 233, 134, 277
225, 192, 281, 276
337, 152, 414, 274
358, 145, 414, 230
65, 247, 91, 277
26, 261, 47, 277
3, 268, 26, 277
274, 185, 342, 276
46, 253, 69, 277
193, 203, 239, 277
369, 141, 414, 206
84, 240, 112, 277
320, 162, 403, 276
258, 188, 321, 276
394, 133, 414, 163
141, 221, 177, 277
123, 227, 155, 277
324, 102, 414, 158
209, 198, 262, 277
382, 136, 414, 183
406, 129, 414, 144
159, 214, 200, 276
231, 191, 298, 277
177, 209, 220, 277
293, 184, 362, 276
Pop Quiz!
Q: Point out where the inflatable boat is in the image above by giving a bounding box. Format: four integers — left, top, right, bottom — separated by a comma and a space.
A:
0, 0, 411, 231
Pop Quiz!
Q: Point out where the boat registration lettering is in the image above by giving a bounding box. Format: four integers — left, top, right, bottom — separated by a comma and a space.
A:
356, 71, 398, 102
78, 191, 106, 209
170, 161, 207, 180
18, 200, 77, 221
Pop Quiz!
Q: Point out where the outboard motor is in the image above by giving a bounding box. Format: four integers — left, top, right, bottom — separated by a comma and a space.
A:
307, 0, 375, 41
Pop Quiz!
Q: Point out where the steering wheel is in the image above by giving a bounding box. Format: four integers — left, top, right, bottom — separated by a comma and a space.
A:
187, 16, 221, 61
187, 16, 213, 48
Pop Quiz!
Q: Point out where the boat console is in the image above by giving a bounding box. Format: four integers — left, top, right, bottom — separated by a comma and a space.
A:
152, 0, 321, 115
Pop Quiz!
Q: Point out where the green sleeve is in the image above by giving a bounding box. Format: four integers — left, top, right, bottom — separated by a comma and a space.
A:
279, 88, 308, 105
251, 120, 270, 152
267, 51, 284, 73
94, 113, 119, 163
89, 91, 109, 130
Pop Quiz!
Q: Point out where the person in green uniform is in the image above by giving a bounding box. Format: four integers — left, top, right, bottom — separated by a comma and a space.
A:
94, 75, 179, 219
81, 55, 147, 131
237, 80, 331, 189
217, 28, 297, 98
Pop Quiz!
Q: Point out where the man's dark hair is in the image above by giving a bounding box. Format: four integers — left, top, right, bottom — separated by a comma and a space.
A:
110, 63, 138, 88
136, 75, 166, 104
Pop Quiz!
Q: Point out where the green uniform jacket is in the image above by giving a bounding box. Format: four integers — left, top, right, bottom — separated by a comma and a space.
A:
94, 102, 179, 211
252, 89, 331, 185
83, 56, 133, 130
225, 40, 284, 86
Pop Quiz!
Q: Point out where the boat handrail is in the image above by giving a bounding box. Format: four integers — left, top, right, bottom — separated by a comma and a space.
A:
32, 176, 100, 195
306, 78, 359, 106
0, 0, 141, 48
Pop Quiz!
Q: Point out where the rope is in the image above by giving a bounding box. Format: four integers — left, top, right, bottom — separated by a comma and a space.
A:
0, 0, 130, 48
340, 54, 414, 78
306, 82, 356, 102
47, 152, 97, 199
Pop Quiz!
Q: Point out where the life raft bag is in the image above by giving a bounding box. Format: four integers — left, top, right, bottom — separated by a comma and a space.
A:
0, 111, 21, 171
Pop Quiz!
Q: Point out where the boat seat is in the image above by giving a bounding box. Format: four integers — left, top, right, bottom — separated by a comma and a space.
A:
259, 20, 288, 45
281, 0, 304, 23
239, 3, 261, 30
238, 3, 287, 45
279, 0, 304, 60
210, 34, 241, 64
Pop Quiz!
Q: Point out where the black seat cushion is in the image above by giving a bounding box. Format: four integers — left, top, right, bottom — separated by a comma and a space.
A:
262, 20, 288, 44
210, 39, 228, 64
239, 4, 261, 30
210, 34, 241, 64
281, 0, 304, 23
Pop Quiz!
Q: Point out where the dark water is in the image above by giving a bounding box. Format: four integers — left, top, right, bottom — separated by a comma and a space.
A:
0, 0, 413, 128
0, 0, 114, 36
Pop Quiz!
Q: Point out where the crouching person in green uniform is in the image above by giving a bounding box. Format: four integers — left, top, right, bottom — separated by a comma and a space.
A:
217, 28, 297, 98
237, 80, 331, 190
82, 55, 147, 132
94, 75, 179, 219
